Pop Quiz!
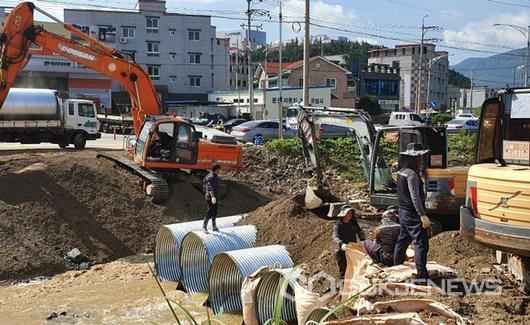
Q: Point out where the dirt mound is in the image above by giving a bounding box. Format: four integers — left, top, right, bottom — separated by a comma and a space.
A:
0, 151, 268, 281
238, 195, 339, 279
428, 230, 492, 274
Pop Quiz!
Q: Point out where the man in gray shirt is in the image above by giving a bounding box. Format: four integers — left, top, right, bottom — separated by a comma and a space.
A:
393, 143, 432, 280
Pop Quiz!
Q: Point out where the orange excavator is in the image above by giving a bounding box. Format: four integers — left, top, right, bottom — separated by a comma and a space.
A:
0, 2, 243, 202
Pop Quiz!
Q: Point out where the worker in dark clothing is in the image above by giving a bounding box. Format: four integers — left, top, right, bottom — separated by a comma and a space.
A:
393, 143, 432, 280
333, 205, 366, 279
363, 208, 401, 266
203, 163, 221, 233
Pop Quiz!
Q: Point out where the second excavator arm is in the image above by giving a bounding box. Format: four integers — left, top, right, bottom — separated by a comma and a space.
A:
0, 2, 162, 134
297, 106, 377, 185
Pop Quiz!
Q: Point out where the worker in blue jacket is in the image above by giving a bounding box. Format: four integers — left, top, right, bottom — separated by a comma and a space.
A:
393, 143, 432, 280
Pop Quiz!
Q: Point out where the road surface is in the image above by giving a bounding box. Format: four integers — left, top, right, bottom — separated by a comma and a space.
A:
0, 133, 126, 151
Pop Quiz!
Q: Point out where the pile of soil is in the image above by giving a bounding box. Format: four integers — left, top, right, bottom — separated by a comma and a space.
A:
0, 151, 268, 281
238, 195, 340, 283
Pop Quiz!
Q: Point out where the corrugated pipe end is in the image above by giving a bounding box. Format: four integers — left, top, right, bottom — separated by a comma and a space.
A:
154, 215, 243, 282
305, 307, 338, 324
209, 245, 293, 315
256, 269, 298, 324
180, 225, 257, 293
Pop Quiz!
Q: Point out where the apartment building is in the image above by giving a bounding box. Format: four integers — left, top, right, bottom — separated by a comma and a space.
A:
368, 44, 449, 111
64, 0, 230, 111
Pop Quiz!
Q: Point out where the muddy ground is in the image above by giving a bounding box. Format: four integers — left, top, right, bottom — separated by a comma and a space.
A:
0, 147, 528, 324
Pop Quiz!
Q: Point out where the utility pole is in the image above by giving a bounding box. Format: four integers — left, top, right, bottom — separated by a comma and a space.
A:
416, 15, 427, 114
524, 26, 530, 87
415, 16, 441, 113
278, 0, 283, 138
246, 0, 254, 118
470, 69, 473, 110
302, 0, 310, 106
236, 35, 241, 115
526, 25, 529, 87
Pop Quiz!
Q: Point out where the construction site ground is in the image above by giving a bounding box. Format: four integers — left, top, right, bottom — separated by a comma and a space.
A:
0, 146, 528, 324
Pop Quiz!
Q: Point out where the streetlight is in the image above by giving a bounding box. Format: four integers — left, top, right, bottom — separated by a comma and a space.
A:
425, 53, 450, 111
493, 23, 530, 87
513, 64, 525, 86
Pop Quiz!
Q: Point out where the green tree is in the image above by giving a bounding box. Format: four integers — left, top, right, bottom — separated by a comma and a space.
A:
448, 69, 471, 88
356, 96, 382, 116
432, 113, 452, 125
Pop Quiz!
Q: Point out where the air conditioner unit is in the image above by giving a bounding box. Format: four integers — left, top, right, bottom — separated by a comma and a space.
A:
119, 37, 128, 44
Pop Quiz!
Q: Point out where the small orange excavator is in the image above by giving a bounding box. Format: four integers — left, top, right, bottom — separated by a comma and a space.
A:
0, 2, 243, 202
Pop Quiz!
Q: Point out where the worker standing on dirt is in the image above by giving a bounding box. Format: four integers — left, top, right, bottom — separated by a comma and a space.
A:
333, 205, 366, 280
363, 208, 401, 266
393, 143, 431, 280
203, 163, 221, 233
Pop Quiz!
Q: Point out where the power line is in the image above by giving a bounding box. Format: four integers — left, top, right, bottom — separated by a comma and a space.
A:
486, 0, 530, 8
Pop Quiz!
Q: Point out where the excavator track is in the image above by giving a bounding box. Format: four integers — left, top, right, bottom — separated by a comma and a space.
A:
96, 153, 169, 203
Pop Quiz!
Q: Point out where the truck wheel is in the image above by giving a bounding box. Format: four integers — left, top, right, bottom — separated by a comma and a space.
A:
73, 133, 87, 150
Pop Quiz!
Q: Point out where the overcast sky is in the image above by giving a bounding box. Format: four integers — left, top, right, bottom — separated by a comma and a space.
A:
4, 0, 530, 64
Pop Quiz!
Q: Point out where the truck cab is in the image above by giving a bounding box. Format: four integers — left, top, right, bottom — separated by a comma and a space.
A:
388, 112, 425, 127
63, 99, 100, 138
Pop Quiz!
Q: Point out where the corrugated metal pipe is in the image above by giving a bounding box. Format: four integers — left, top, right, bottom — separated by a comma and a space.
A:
255, 268, 300, 324
208, 245, 294, 315
180, 225, 257, 293
304, 307, 338, 324
154, 215, 243, 281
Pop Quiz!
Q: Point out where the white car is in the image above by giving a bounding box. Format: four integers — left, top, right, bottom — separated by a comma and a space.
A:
388, 112, 424, 126
455, 113, 478, 120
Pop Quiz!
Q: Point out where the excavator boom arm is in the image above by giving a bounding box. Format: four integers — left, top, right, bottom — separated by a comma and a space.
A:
0, 2, 162, 134
298, 106, 376, 184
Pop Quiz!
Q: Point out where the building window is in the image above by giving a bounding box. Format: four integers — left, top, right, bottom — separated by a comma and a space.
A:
98, 26, 116, 43
188, 29, 200, 41
298, 78, 303, 87
169, 76, 177, 83
412, 47, 415, 55
189, 53, 201, 64
190, 76, 201, 87
121, 27, 135, 39
326, 78, 337, 89
169, 29, 176, 36
147, 65, 160, 80
147, 42, 160, 57
146, 17, 159, 33
169, 52, 176, 60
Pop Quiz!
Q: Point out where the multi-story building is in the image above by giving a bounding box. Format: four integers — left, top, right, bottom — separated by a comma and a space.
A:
255, 56, 356, 108
368, 44, 449, 111
459, 87, 497, 110
64, 0, 230, 112
359, 63, 401, 112
228, 48, 248, 91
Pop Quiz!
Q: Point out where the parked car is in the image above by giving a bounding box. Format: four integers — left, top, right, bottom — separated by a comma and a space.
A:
446, 119, 479, 134
388, 112, 424, 126
223, 118, 248, 133
230, 120, 297, 142
455, 113, 478, 120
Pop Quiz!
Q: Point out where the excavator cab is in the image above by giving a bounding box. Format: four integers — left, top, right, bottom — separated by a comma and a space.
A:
369, 126, 448, 208
135, 118, 199, 167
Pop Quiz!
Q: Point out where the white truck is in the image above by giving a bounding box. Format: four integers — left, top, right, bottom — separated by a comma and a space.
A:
0, 88, 100, 149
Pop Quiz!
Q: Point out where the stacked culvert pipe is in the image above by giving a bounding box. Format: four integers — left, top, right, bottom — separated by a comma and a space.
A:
255, 268, 301, 324
180, 225, 257, 293
208, 245, 293, 315
154, 215, 243, 281
304, 307, 338, 324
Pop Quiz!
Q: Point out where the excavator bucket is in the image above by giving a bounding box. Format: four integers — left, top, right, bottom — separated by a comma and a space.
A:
305, 185, 324, 209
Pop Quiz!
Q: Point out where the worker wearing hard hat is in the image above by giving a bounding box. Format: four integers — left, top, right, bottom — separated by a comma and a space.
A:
363, 207, 401, 266
393, 143, 432, 280
333, 205, 366, 280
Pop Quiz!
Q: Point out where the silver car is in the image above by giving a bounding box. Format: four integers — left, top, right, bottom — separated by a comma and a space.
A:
446, 119, 479, 135
230, 120, 297, 142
